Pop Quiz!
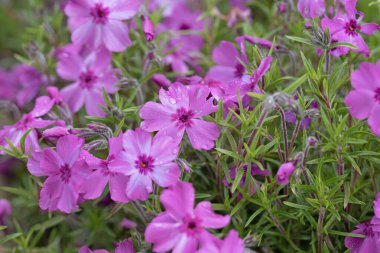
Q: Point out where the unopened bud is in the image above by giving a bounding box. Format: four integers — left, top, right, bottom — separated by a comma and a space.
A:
307, 136, 318, 147
176, 158, 191, 173
142, 16, 155, 42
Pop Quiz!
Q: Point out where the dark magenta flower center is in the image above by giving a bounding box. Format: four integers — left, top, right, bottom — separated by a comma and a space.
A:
181, 215, 202, 236
79, 70, 97, 89
135, 154, 154, 174
344, 19, 361, 36
16, 114, 33, 130
173, 108, 194, 128
91, 3, 110, 24
60, 164, 72, 183
374, 88, 380, 103
234, 63, 245, 78
179, 23, 191, 30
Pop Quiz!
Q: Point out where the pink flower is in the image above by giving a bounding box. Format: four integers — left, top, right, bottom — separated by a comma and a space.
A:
345, 217, 380, 252
344, 61, 380, 136
0, 68, 18, 102
374, 192, 380, 219
139, 83, 220, 150
197, 230, 245, 253
206, 40, 271, 104
207, 41, 247, 84
0, 101, 64, 154
0, 199, 12, 225
115, 240, 135, 253
12, 64, 47, 107
78, 247, 109, 253
64, 0, 141, 52
297, 0, 325, 19
108, 129, 180, 201
79, 134, 130, 203
57, 48, 118, 116
158, 4, 204, 73
235, 35, 273, 50
321, 0, 380, 57
276, 162, 295, 185
145, 182, 230, 252
78, 240, 135, 253
27, 135, 90, 213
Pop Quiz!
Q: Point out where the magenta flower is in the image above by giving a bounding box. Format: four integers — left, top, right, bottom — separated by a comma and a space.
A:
197, 230, 245, 253
0, 199, 12, 225
140, 83, 220, 150
345, 217, 380, 252
374, 193, 380, 219
79, 134, 130, 203
145, 182, 230, 252
344, 61, 380, 136
115, 240, 135, 253
158, 4, 204, 73
206, 40, 271, 105
57, 48, 118, 116
27, 135, 90, 213
78, 247, 108, 253
235, 35, 273, 50
297, 0, 325, 19
108, 129, 180, 201
276, 162, 295, 185
321, 0, 380, 57
12, 64, 47, 108
0, 102, 64, 154
207, 41, 247, 84
0, 68, 18, 102
64, 0, 141, 52
79, 240, 135, 253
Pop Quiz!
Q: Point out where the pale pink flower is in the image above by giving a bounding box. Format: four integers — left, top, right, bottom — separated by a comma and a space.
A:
65, 0, 141, 52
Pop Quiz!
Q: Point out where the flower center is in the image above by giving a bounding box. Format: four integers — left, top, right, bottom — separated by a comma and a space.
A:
16, 114, 33, 130
172, 108, 194, 128
344, 19, 361, 36
179, 23, 191, 30
135, 154, 154, 175
181, 215, 202, 236
79, 70, 97, 89
374, 88, 380, 103
91, 3, 110, 24
234, 63, 245, 78
60, 164, 72, 183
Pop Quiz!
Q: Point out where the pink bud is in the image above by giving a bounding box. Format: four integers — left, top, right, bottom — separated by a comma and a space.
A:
42, 127, 70, 141
276, 162, 295, 185
151, 74, 171, 88
278, 2, 287, 14
142, 17, 155, 42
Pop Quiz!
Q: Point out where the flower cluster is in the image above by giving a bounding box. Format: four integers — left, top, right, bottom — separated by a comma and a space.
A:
1, 0, 380, 252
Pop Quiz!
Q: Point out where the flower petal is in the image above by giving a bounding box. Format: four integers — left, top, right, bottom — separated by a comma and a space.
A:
344, 89, 375, 120
160, 182, 194, 220
195, 201, 230, 229
151, 163, 180, 187
186, 119, 220, 150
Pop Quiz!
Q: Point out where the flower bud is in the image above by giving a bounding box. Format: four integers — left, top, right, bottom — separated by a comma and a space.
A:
276, 162, 296, 185
307, 136, 318, 147
142, 16, 155, 42
278, 2, 287, 14
42, 127, 70, 142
